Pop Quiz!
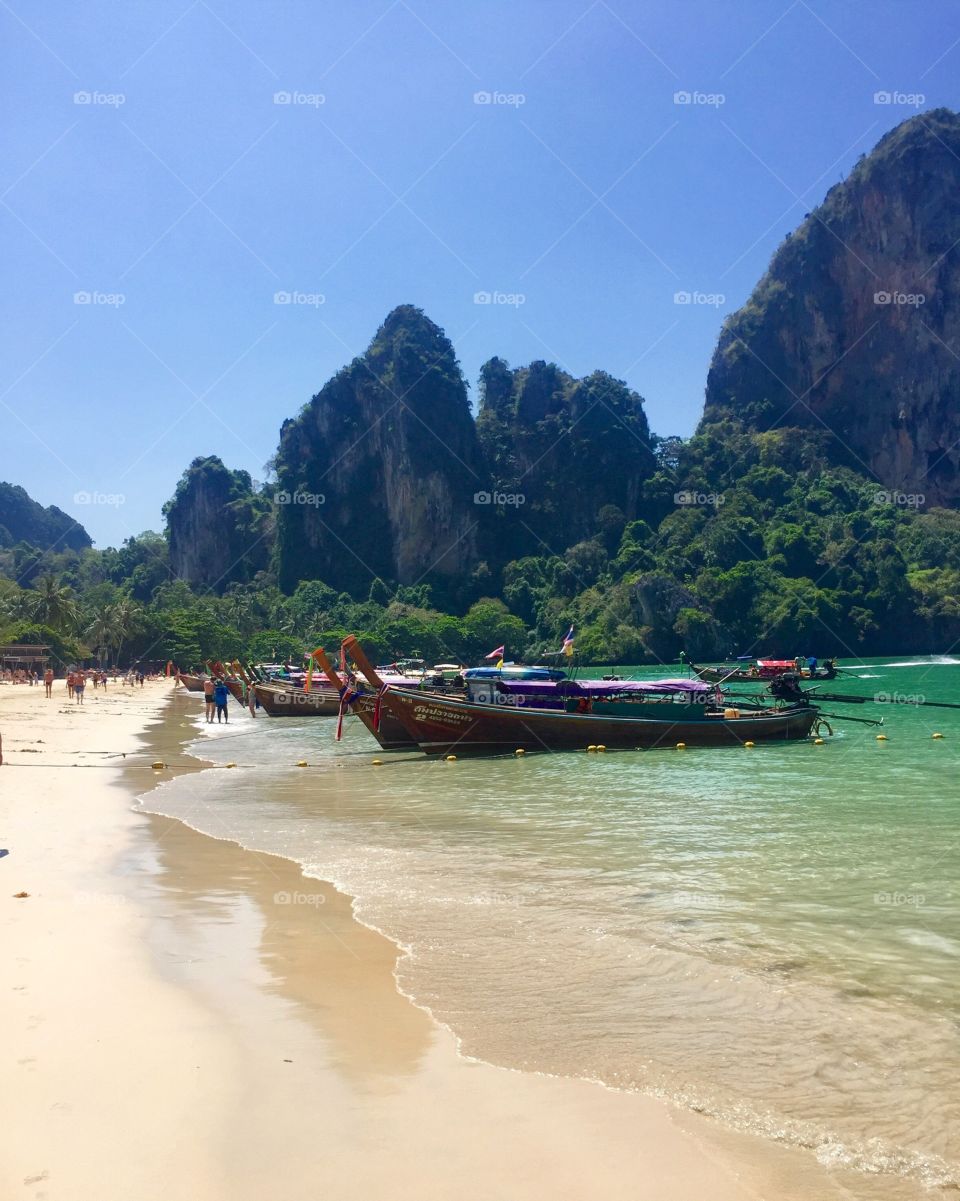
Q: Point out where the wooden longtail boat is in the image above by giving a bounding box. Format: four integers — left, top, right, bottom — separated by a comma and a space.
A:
311, 646, 418, 749
252, 681, 341, 717
691, 659, 839, 684
378, 687, 818, 755
178, 671, 206, 692
337, 637, 818, 756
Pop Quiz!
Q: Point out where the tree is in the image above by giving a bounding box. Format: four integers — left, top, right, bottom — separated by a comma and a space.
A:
27, 575, 79, 632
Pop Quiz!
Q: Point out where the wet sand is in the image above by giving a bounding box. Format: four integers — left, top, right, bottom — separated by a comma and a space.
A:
1, 681, 862, 1200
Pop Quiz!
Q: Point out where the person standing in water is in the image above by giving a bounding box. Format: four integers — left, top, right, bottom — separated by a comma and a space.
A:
213, 678, 229, 724
203, 675, 216, 723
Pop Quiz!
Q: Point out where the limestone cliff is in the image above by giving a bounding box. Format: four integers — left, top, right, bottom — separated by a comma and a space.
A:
703, 108, 960, 505
164, 456, 271, 591
273, 306, 484, 595
477, 357, 656, 559
0, 482, 91, 551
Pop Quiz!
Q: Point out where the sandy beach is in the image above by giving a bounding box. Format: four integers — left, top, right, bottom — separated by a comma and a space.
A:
1, 681, 865, 1201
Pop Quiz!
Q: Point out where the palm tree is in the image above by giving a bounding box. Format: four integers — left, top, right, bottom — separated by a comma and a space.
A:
83, 597, 143, 667
85, 608, 116, 667
111, 597, 143, 666
28, 576, 79, 632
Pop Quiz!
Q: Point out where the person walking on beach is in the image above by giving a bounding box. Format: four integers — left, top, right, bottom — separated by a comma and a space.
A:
43, 667, 53, 698
213, 678, 229, 724
203, 675, 216, 723
66, 671, 75, 699
74, 671, 85, 705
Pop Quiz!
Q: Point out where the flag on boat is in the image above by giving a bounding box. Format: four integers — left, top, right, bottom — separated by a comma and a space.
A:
562, 626, 575, 657
304, 648, 321, 693
485, 645, 505, 660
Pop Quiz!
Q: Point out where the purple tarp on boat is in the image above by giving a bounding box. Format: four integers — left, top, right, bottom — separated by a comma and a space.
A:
486, 678, 713, 697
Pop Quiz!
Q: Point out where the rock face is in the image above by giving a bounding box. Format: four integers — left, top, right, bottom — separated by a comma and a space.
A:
164, 457, 271, 591
703, 108, 960, 505
477, 357, 656, 559
273, 306, 484, 595
0, 482, 91, 551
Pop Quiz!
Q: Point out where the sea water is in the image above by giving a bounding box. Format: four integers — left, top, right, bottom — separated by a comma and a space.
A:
140, 658, 960, 1196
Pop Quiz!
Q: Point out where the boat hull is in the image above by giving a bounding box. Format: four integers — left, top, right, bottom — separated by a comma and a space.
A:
252, 683, 341, 717
380, 688, 818, 755
350, 693, 419, 750
179, 672, 205, 692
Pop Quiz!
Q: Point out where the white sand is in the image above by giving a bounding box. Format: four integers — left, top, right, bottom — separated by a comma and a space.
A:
0, 681, 860, 1201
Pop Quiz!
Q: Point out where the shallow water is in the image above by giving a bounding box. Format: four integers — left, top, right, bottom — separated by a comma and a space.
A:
141, 657, 960, 1197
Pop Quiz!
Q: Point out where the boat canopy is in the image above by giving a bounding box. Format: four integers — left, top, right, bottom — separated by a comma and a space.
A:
464, 666, 568, 681
756, 660, 797, 669
487, 677, 713, 697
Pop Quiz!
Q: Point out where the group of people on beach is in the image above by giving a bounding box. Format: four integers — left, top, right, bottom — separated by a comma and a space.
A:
64, 669, 113, 703
1, 667, 154, 704
1, 667, 43, 685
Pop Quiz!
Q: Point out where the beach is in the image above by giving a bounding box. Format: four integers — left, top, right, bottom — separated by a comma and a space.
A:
0, 680, 942, 1200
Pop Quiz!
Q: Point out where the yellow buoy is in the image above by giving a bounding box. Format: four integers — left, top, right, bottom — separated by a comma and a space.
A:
446, 754, 457, 762
676, 742, 686, 750
597, 744, 607, 752
744, 741, 755, 748
151, 761, 164, 770
372, 758, 383, 765
814, 737, 824, 745
296, 760, 308, 767
587, 744, 598, 752
226, 762, 237, 768
515, 748, 525, 756
876, 734, 887, 741
933, 732, 944, 739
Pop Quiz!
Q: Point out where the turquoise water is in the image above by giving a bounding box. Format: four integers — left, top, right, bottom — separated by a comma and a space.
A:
141, 657, 960, 1197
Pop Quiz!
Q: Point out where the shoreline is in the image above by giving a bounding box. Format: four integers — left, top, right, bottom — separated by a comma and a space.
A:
1, 683, 880, 1199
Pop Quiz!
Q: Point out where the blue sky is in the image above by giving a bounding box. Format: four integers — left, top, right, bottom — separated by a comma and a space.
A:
2, 0, 957, 545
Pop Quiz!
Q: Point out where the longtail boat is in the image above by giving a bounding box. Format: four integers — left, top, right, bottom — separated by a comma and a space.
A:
312, 646, 418, 749
337, 637, 819, 756
380, 683, 818, 755
178, 671, 206, 692
252, 681, 342, 717
691, 658, 839, 684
